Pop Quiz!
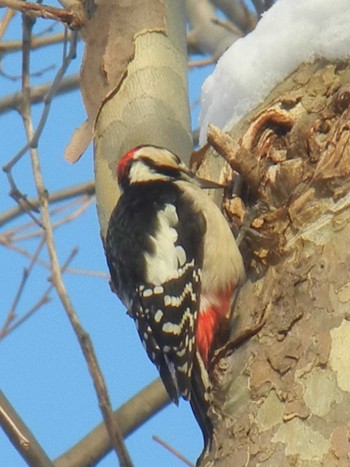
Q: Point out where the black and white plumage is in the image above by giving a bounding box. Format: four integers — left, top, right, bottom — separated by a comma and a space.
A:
105, 145, 245, 448
107, 178, 205, 403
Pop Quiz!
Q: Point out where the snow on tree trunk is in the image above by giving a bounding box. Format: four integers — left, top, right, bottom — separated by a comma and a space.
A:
200, 60, 350, 466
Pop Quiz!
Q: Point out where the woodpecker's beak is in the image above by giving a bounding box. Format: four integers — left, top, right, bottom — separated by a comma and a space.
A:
195, 177, 225, 189
178, 165, 224, 189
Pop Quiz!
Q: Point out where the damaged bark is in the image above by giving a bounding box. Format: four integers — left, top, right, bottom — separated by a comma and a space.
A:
200, 61, 350, 465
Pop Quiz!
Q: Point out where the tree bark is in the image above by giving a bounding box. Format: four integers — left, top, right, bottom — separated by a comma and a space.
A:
201, 60, 350, 465
78, 0, 191, 239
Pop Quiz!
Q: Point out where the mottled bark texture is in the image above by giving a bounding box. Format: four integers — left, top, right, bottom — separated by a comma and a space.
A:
76, 0, 191, 238
200, 61, 350, 466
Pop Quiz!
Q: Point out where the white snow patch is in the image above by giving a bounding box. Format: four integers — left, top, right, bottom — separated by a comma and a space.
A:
199, 0, 350, 145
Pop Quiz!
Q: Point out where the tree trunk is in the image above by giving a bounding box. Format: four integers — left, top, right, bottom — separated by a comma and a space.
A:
79, 0, 192, 239
201, 60, 350, 465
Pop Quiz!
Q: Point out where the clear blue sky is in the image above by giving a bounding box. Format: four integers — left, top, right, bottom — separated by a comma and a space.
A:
0, 7, 216, 467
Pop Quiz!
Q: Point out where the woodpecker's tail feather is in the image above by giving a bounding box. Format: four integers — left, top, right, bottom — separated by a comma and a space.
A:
190, 350, 213, 461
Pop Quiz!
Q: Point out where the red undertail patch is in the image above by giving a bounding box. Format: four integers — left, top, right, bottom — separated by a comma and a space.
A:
196, 287, 234, 366
196, 308, 218, 366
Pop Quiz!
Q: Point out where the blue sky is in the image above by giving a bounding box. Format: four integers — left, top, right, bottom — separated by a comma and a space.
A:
0, 8, 215, 467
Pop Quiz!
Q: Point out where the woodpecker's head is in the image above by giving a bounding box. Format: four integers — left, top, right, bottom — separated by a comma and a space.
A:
116, 146, 192, 191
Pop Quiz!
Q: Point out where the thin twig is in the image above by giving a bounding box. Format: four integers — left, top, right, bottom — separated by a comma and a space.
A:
55, 379, 170, 467
0, 238, 51, 269
3, 30, 78, 174
207, 124, 262, 193
9, 186, 42, 227
1, 236, 108, 282
0, 31, 72, 53
0, 247, 78, 340
0, 62, 55, 81
2, 196, 87, 241
0, 6, 15, 39
13, 195, 94, 241
188, 56, 217, 69
0, 0, 84, 28
63, 267, 108, 278
2, 33, 80, 233
0, 180, 94, 227
0, 73, 79, 115
153, 435, 195, 467
1, 294, 51, 339
0, 390, 53, 467
211, 17, 243, 36
0, 237, 45, 337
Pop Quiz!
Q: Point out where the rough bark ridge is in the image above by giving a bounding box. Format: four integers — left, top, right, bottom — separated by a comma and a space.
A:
201, 61, 350, 466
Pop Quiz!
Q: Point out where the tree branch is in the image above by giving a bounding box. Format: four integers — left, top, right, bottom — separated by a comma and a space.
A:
0, 32, 73, 53
0, 73, 79, 115
3, 31, 79, 174
0, 247, 77, 341
207, 124, 263, 193
0, 390, 53, 467
153, 435, 195, 467
0, 237, 45, 338
14, 18, 133, 466
0, 181, 94, 227
0, 0, 84, 28
55, 379, 169, 467
186, 0, 241, 56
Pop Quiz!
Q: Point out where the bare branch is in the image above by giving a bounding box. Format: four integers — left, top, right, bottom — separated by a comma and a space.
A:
211, 17, 244, 36
0, 180, 94, 227
188, 56, 216, 69
0, 73, 79, 115
58, 0, 85, 9
186, 0, 240, 56
63, 267, 108, 278
153, 435, 195, 467
15, 18, 132, 466
207, 124, 262, 193
0, 6, 15, 39
0, 31, 72, 53
13, 196, 94, 241
0, 237, 51, 269
0, 247, 77, 341
55, 379, 170, 467
211, 0, 257, 32
0, 390, 53, 467
3, 31, 78, 176
0, 0, 84, 28
0, 237, 45, 337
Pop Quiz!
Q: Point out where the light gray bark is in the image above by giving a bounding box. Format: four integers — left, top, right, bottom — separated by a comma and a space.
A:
79, 0, 192, 238
200, 61, 350, 466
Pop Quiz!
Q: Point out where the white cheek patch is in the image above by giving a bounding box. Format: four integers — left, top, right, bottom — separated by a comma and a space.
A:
129, 160, 167, 183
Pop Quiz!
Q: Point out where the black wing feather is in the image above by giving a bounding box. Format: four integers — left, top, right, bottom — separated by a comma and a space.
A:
106, 181, 206, 402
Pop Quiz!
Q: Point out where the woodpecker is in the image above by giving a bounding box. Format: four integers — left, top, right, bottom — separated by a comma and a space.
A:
105, 145, 245, 447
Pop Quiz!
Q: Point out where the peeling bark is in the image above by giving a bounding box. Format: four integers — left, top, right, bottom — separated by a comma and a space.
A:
77, 0, 192, 238
201, 61, 350, 466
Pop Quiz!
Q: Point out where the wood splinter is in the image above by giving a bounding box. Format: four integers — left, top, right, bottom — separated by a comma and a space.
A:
207, 124, 265, 193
